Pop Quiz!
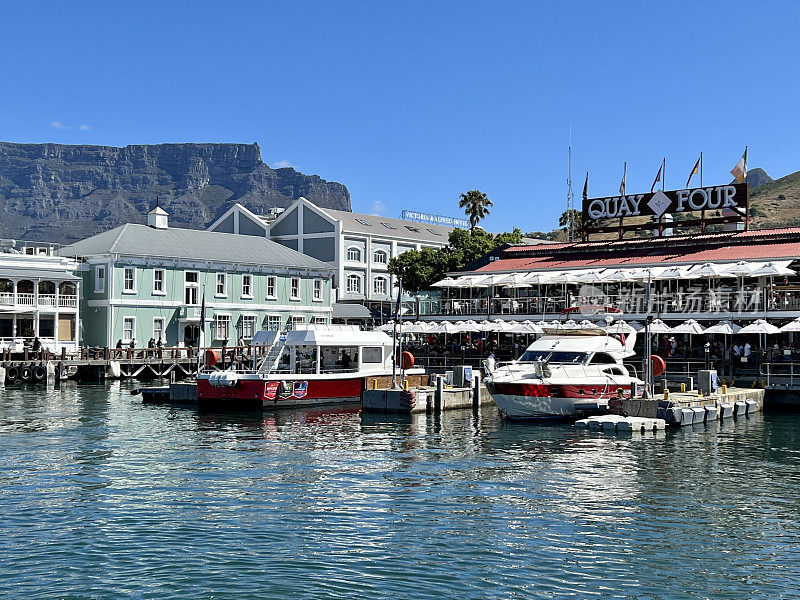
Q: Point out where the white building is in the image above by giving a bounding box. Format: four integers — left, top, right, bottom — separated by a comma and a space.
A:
0, 239, 81, 354
208, 198, 454, 304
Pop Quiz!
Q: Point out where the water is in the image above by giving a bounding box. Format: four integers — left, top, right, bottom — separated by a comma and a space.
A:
2, 383, 800, 599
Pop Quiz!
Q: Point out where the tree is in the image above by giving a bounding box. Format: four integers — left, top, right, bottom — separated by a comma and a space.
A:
458, 189, 493, 231
558, 208, 582, 231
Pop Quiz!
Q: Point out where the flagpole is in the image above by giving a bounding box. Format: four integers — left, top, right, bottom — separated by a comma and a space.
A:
662, 157, 666, 191
700, 152, 703, 187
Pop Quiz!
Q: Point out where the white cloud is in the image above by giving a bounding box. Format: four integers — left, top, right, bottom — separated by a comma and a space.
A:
51, 121, 69, 130
79, 124, 91, 131
271, 159, 293, 169
370, 200, 388, 216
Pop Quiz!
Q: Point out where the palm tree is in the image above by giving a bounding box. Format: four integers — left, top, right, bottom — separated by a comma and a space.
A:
458, 189, 492, 232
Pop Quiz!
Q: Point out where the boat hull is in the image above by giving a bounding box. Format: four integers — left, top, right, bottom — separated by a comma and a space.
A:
197, 376, 364, 410
486, 381, 631, 420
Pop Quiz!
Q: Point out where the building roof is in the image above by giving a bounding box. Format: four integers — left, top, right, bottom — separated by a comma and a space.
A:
0, 267, 80, 281
60, 224, 334, 272
473, 228, 800, 273
332, 302, 374, 320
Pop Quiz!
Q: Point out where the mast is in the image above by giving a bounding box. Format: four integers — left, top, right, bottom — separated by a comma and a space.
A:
566, 125, 575, 242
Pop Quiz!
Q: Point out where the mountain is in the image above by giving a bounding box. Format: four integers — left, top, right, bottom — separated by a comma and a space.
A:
748, 168, 800, 229
0, 142, 351, 243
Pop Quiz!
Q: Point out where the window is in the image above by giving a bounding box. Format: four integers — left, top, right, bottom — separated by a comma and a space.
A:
347, 246, 362, 262
266, 276, 277, 299
241, 315, 256, 340
215, 314, 231, 340
380, 222, 397, 230
589, 352, 617, 365
153, 318, 165, 342
373, 249, 388, 264
185, 271, 199, 305
153, 269, 165, 295
313, 316, 328, 325
405, 225, 420, 233
313, 279, 323, 301
215, 273, 227, 297
242, 274, 252, 298
95, 266, 105, 293
362, 346, 382, 363
373, 276, 387, 295
427, 228, 442, 236
355, 218, 372, 226
347, 274, 361, 294
289, 316, 304, 330
123, 267, 136, 293
123, 317, 135, 342
290, 277, 300, 300
267, 315, 282, 331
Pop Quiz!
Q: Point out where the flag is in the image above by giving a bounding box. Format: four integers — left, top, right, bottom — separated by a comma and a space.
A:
619, 162, 627, 195
686, 155, 701, 188
730, 147, 748, 183
582, 172, 588, 201
650, 164, 662, 193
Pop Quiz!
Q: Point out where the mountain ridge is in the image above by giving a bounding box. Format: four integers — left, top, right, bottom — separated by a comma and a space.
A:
0, 141, 351, 243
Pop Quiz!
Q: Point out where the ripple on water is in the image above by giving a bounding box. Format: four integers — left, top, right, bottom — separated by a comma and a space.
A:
2, 383, 800, 599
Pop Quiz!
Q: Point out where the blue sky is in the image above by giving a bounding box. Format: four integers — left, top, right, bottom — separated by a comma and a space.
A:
1, 1, 799, 233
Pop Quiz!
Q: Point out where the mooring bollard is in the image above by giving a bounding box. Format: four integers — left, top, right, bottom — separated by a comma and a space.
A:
435, 375, 443, 412
473, 373, 481, 409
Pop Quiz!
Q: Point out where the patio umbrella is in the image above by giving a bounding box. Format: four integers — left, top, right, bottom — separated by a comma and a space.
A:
648, 318, 673, 334
669, 319, 706, 335
737, 319, 780, 335
431, 277, 458, 288
627, 320, 644, 331
691, 263, 728, 278
519, 320, 544, 334
576, 319, 602, 329
749, 261, 795, 278
704, 320, 741, 335
779, 317, 800, 333
577, 270, 604, 283
378, 321, 395, 332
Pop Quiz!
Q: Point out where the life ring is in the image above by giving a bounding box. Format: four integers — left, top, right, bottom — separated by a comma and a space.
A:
19, 364, 34, 382
205, 349, 219, 367
398, 351, 414, 370
5, 366, 18, 383
33, 364, 47, 381
650, 355, 666, 377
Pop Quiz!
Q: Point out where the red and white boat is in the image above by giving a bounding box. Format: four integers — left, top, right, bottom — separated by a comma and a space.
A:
484, 323, 644, 420
197, 325, 420, 409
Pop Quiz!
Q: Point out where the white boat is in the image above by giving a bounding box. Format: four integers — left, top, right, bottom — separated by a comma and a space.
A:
484, 324, 644, 420
197, 324, 421, 409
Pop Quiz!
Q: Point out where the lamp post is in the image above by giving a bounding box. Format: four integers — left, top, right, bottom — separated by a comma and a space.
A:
704, 342, 710, 370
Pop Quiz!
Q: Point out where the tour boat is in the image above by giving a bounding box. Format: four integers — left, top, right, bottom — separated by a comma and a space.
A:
484, 324, 644, 420
197, 324, 420, 409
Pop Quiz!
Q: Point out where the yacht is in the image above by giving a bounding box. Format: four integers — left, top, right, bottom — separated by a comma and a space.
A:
484, 324, 644, 420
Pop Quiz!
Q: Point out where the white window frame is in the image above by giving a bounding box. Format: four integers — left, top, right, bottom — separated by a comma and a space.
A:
373, 276, 387, 296
241, 314, 257, 340
288, 316, 305, 330
94, 265, 105, 293
215, 272, 227, 298
153, 317, 165, 342
267, 314, 282, 331
313, 278, 323, 302
266, 276, 277, 299
313, 316, 328, 325
347, 246, 361, 262
122, 267, 136, 294
290, 277, 301, 301
215, 314, 231, 340
122, 316, 135, 343
347, 273, 361, 294
153, 268, 166, 296
373, 249, 388, 264
184, 271, 199, 306
241, 274, 252, 299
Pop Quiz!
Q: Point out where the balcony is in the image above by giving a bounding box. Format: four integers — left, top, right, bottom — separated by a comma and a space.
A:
0, 293, 78, 310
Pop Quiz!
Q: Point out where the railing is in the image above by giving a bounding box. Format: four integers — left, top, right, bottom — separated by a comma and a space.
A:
0, 293, 78, 308
58, 295, 77, 308
0, 292, 13, 306
38, 294, 56, 306
420, 289, 794, 318
16, 293, 35, 306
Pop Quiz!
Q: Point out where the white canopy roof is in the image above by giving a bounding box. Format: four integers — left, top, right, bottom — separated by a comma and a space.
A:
287, 324, 393, 346
737, 319, 781, 335
669, 319, 706, 334
779, 318, 800, 333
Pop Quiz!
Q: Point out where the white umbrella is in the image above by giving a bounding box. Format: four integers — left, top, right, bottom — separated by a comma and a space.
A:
779, 318, 800, 333
669, 319, 706, 335
577, 270, 604, 283
647, 318, 673, 334
704, 320, 741, 335
477, 319, 496, 332
750, 261, 796, 277
520, 320, 544, 334
627, 320, 644, 331
454, 319, 481, 332
378, 321, 395, 332
576, 319, 601, 329
724, 261, 754, 276
690, 263, 729, 278
428, 321, 460, 334
431, 277, 458, 288
737, 319, 780, 335
658, 266, 691, 280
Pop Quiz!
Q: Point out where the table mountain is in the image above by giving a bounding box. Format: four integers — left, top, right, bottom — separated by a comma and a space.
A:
0, 142, 351, 243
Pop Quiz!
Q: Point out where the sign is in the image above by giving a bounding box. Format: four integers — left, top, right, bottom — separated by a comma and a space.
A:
582, 183, 748, 221
401, 210, 470, 228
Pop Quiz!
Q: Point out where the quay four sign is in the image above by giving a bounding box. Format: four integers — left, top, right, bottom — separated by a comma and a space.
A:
582, 183, 748, 221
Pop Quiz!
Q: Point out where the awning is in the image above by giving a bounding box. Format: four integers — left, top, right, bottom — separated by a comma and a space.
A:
332, 303, 372, 320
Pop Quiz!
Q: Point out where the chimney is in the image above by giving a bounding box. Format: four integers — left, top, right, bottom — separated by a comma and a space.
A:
147, 205, 169, 229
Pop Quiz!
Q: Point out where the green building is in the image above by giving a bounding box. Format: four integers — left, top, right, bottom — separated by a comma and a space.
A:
60, 207, 334, 349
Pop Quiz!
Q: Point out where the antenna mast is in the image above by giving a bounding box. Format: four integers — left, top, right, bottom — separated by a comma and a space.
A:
566, 125, 575, 242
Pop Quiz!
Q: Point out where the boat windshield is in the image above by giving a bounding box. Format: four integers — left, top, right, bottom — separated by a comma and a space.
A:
518, 350, 587, 364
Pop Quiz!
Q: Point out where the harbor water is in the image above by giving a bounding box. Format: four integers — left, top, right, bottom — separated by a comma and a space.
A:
2, 382, 800, 599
